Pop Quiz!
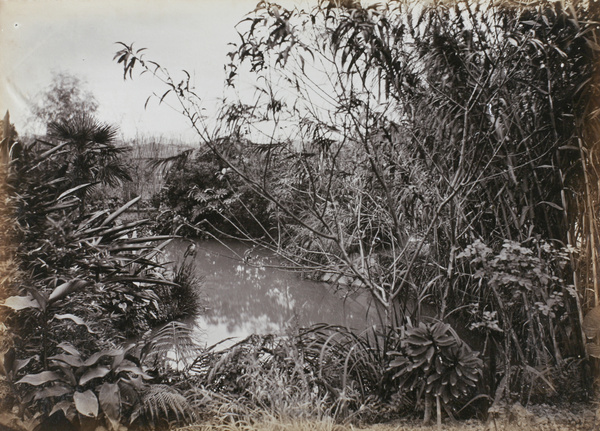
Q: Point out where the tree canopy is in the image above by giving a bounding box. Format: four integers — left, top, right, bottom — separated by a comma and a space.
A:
30, 71, 99, 130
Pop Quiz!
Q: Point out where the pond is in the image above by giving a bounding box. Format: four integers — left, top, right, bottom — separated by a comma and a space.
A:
164, 239, 376, 348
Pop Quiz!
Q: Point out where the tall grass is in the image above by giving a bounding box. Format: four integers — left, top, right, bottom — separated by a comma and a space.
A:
176, 416, 349, 431
178, 327, 414, 427
123, 135, 193, 202
97, 134, 193, 213
186, 334, 331, 422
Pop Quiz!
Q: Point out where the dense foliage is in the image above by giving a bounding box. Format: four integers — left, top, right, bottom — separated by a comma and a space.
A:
0, 116, 203, 430
117, 1, 599, 420
4, 0, 599, 426
154, 148, 271, 238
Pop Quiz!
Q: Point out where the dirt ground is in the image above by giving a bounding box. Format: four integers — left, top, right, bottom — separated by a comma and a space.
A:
176, 403, 598, 431
0, 401, 596, 430
358, 402, 598, 430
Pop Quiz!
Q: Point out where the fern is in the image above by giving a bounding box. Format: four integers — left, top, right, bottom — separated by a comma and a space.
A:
133, 384, 195, 428
141, 321, 199, 372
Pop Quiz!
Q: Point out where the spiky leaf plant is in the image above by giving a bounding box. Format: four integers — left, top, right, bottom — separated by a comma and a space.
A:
299, 324, 406, 422
388, 322, 482, 425
47, 114, 131, 190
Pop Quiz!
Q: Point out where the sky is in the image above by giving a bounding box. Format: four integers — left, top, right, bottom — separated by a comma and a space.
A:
0, 0, 304, 142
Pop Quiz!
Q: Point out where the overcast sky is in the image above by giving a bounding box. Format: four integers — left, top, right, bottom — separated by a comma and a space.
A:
0, 0, 303, 141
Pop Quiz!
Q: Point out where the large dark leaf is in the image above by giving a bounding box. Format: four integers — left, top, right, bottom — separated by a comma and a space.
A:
99, 382, 121, 431
33, 384, 72, 400
48, 279, 90, 303
100, 196, 141, 227
79, 366, 110, 386
2, 295, 41, 310
49, 400, 77, 423
16, 371, 60, 386
48, 353, 83, 368
54, 313, 95, 333
57, 342, 80, 356
83, 349, 120, 367
74, 390, 99, 418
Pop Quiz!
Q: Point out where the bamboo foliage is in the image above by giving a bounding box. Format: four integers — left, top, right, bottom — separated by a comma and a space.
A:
116, 0, 600, 403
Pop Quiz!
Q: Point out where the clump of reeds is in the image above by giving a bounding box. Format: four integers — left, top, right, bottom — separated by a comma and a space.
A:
105, 134, 194, 211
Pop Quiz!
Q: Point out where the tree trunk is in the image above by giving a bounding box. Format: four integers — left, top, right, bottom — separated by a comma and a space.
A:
436, 395, 442, 430
423, 395, 432, 425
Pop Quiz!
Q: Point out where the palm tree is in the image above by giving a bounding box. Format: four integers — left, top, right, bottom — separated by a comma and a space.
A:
46, 114, 132, 203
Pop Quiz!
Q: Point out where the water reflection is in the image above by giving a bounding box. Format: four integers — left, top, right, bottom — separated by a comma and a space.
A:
164, 239, 373, 347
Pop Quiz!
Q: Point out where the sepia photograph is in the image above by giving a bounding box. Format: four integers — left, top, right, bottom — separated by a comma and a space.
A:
0, 0, 599, 429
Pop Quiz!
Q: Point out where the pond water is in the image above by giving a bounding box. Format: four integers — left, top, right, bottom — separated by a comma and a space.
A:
163, 239, 375, 348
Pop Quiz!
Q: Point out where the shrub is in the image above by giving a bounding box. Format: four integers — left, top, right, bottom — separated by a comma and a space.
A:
155, 150, 271, 238
457, 239, 584, 404
388, 322, 482, 425
0, 118, 202, 430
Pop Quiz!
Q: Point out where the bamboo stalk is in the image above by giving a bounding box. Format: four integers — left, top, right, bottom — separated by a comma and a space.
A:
578, 136, 599, 306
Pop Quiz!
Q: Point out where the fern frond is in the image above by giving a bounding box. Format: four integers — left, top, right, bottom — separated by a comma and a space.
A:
142, 321, 200, 370
140, 384, 195, 426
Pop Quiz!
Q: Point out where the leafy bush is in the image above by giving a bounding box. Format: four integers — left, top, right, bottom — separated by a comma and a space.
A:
12, 342, 148, 430
0, 117, 202, 430
457, 239, 584, 403
154, 149, 271, 238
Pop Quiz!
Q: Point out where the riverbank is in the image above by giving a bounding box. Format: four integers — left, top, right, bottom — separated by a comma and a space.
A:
0, 402, 595, 431
174, 402, 597, 431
